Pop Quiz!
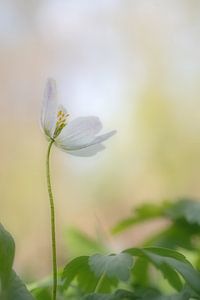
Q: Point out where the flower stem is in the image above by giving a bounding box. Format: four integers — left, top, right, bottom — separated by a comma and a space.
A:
46, 139, 57, 300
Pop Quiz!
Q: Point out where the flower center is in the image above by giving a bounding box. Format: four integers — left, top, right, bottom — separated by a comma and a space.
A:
53, 108, 69, 138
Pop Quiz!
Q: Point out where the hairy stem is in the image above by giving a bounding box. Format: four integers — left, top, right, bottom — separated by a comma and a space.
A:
46, 139, 57, 300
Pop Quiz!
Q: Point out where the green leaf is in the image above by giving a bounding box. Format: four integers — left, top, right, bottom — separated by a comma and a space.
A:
131, 257, 149, 287
89, 253, 133, 281
166, 199, 200, 226
158, 263, 183, 291
153, 292, 191, 300
62, 256, 118, 293
84, 288, 191, 300
112, 202, 170, 234
144, 223, 199, 250
29, 277, 54, 300
84, 289, 137, 300
133, 286, 191, 300
84, 294, 113, 300
0, 223, 34, 299
62, 256, 89, 290
77, 262, 117, 293
31, 288, 51, 300
2, 271, 34, 300
0, 223, 15, 287
112, 199, 200, 236
125, 247, 200, 294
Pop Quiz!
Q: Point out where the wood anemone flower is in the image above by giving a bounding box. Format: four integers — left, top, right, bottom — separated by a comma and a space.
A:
41, 78, 116, 156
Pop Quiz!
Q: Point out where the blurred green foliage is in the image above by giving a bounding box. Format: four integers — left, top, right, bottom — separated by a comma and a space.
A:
2, 198, 200, 299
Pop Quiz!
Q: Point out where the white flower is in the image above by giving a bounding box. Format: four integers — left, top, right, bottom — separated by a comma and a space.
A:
41, 78, 116, 156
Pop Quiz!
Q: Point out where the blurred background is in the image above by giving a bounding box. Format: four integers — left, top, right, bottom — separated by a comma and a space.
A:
1, 0, 200, 281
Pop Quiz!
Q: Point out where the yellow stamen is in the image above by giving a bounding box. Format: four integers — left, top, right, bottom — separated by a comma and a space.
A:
53, 108, 69, 138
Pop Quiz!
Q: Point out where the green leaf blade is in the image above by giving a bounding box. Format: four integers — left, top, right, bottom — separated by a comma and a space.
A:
124, 247, 200, 294
0, 223, 15, 288
89, 253, 133, 282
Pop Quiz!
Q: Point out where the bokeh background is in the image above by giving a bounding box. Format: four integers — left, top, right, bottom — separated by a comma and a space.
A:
1, 0, 200, 281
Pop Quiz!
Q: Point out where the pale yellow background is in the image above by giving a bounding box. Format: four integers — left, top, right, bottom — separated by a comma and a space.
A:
1, 0, 200, 280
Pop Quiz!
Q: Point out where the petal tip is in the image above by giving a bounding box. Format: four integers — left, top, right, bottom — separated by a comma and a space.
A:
110, 129, 117, 136
45, 78, 57, 95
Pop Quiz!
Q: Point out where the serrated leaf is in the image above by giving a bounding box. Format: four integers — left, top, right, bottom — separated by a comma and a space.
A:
131, 257, 149, 286
62, 256, 118, 293
125, 247, 200, 294
89, 253, 133, 281
77, 261, 117, 293
159, 263, 183, 291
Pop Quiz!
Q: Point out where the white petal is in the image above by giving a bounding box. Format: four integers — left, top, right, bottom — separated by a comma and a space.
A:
90, 130, 117, 146
41, 78, 58, 138
64, 143, 106, 157
56, 116, 103, 148
56, 129, 116, 156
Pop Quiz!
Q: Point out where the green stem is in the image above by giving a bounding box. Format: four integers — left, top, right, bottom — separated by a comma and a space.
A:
94, 272, 106, 293
46, 139, 57, 300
